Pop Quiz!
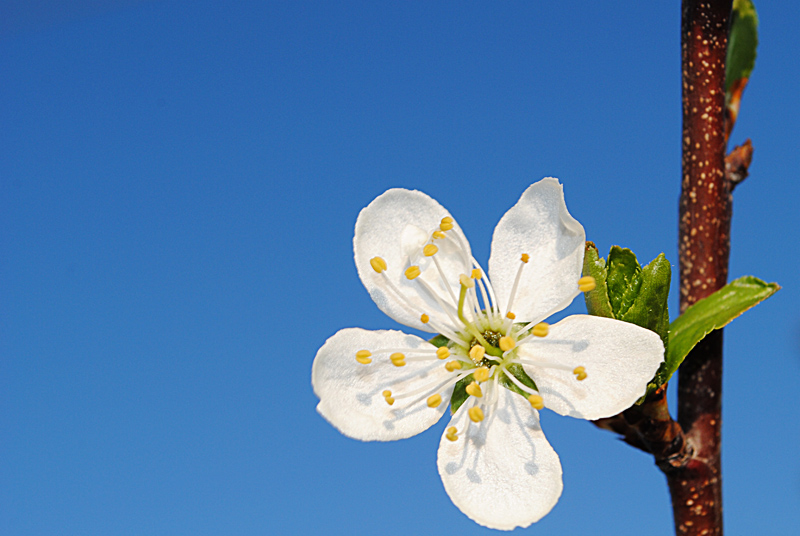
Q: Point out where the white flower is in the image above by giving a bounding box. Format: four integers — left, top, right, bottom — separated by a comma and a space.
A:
312, 178, 664, 530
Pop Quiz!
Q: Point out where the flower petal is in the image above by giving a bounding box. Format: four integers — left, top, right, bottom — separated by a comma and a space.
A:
312, 328, 454, 441
354, 188, 473, 332
437, 386, 563, 530
519, 315, 664, 420
488, 178, 585, 322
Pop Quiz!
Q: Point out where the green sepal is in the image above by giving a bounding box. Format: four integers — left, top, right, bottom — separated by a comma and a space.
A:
450, 373, 473, 414
428, 334, 450, 348
498, 363, 538, 399
582, 242, 613, 318
658, 275, 779, 389
449, 364, 538, 415
726, 0, 759, 93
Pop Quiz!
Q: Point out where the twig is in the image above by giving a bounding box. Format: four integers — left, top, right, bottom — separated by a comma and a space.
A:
671, 1, 733, 534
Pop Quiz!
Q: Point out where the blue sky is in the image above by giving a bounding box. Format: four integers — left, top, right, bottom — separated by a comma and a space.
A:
1, 1, 798, 534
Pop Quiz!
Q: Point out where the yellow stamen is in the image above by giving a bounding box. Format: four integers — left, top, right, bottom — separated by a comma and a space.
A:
382, 390, 392, 397
369, 257, 387, 273
459, 273, 474, 288
432, 230, 446, 240
473, 366, 490, 382
423, 244, 438, 257
356, 350, 372, 358
468, 406, 485, 422
578, 276, 596, 292
441, 216, 453, 225
440, 216, 454, 231
445, 360, 462, 372
390, 352, 406, 367
528, 394, 544, 410
573, 366, 587, 381
499, 336, 516, 352
468, 345, 485, 362
420, 313, 430, 324
532, 322, 549, 338
445, 426, 458, 441
383, 390, 395, 405
405, 266, 421, 280
471, 268, 482, 279
355, 355, 372, 365
506, 311, 516, 320
521, 253, 530, 263
436, 347, 450, 359
427, 394, 442, 408
466, 381, 483, 398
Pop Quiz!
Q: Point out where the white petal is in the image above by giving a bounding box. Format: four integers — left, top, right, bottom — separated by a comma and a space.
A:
312, 328, 453, 441
437, 386, 563, 530
488, 178, 585, 322
520, 315, 664, 420
354, 188, 473, 332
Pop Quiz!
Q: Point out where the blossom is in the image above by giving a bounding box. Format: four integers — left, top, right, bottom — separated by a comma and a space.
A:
312, 178, 664, 530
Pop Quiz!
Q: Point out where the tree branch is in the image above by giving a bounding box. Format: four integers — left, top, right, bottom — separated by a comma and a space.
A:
670, 1, 733, 534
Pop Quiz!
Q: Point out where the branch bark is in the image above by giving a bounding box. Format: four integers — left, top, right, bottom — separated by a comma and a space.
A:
670, 1, 733, 534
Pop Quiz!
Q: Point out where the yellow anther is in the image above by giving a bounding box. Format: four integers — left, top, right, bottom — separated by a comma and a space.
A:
473, 366, 490, 382
355, 355, 372, 365
459, 273, 474, 288
440, 221, 454, 231
445, 360, 462, 372
528, 394, 544, 410
382, 390, 392, 397
573, 366, 587, 381
405, 266, 421, 280
427, 394, 442, 408
578, 275, 596, 292
369, 256, 387, 273
499, 336, 516, 352
441, 216, 453, 225
356, 350, 372, 358
384, 396, 395, 405
390, 352, 406, 367
423, 244, 438, 257
436, 347, 450, 360
471, 268, 482, 279
532, 322, 550, 338
521, 253, 530, 263
506, 311, 516, 320
445, 426, 458, 441
468, 345, 485, 362
468, 406, 485, 423
420, 313, 430, 324
432, 230, 446, 240
466, 381, 483, 398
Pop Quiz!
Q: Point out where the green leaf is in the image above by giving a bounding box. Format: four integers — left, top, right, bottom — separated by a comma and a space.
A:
660, 275, 779, 386
606, 246, 643, 319
618, 253, 671, 346
582, 242, 613, 318
726, 0, 758, 93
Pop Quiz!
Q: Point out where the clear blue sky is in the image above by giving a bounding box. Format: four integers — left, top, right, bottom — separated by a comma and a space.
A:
2, 1, 798, 534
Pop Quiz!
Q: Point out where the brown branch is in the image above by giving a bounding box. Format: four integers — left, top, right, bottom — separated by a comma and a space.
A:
593, 385, 690, 466
671, 1, 733, 534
